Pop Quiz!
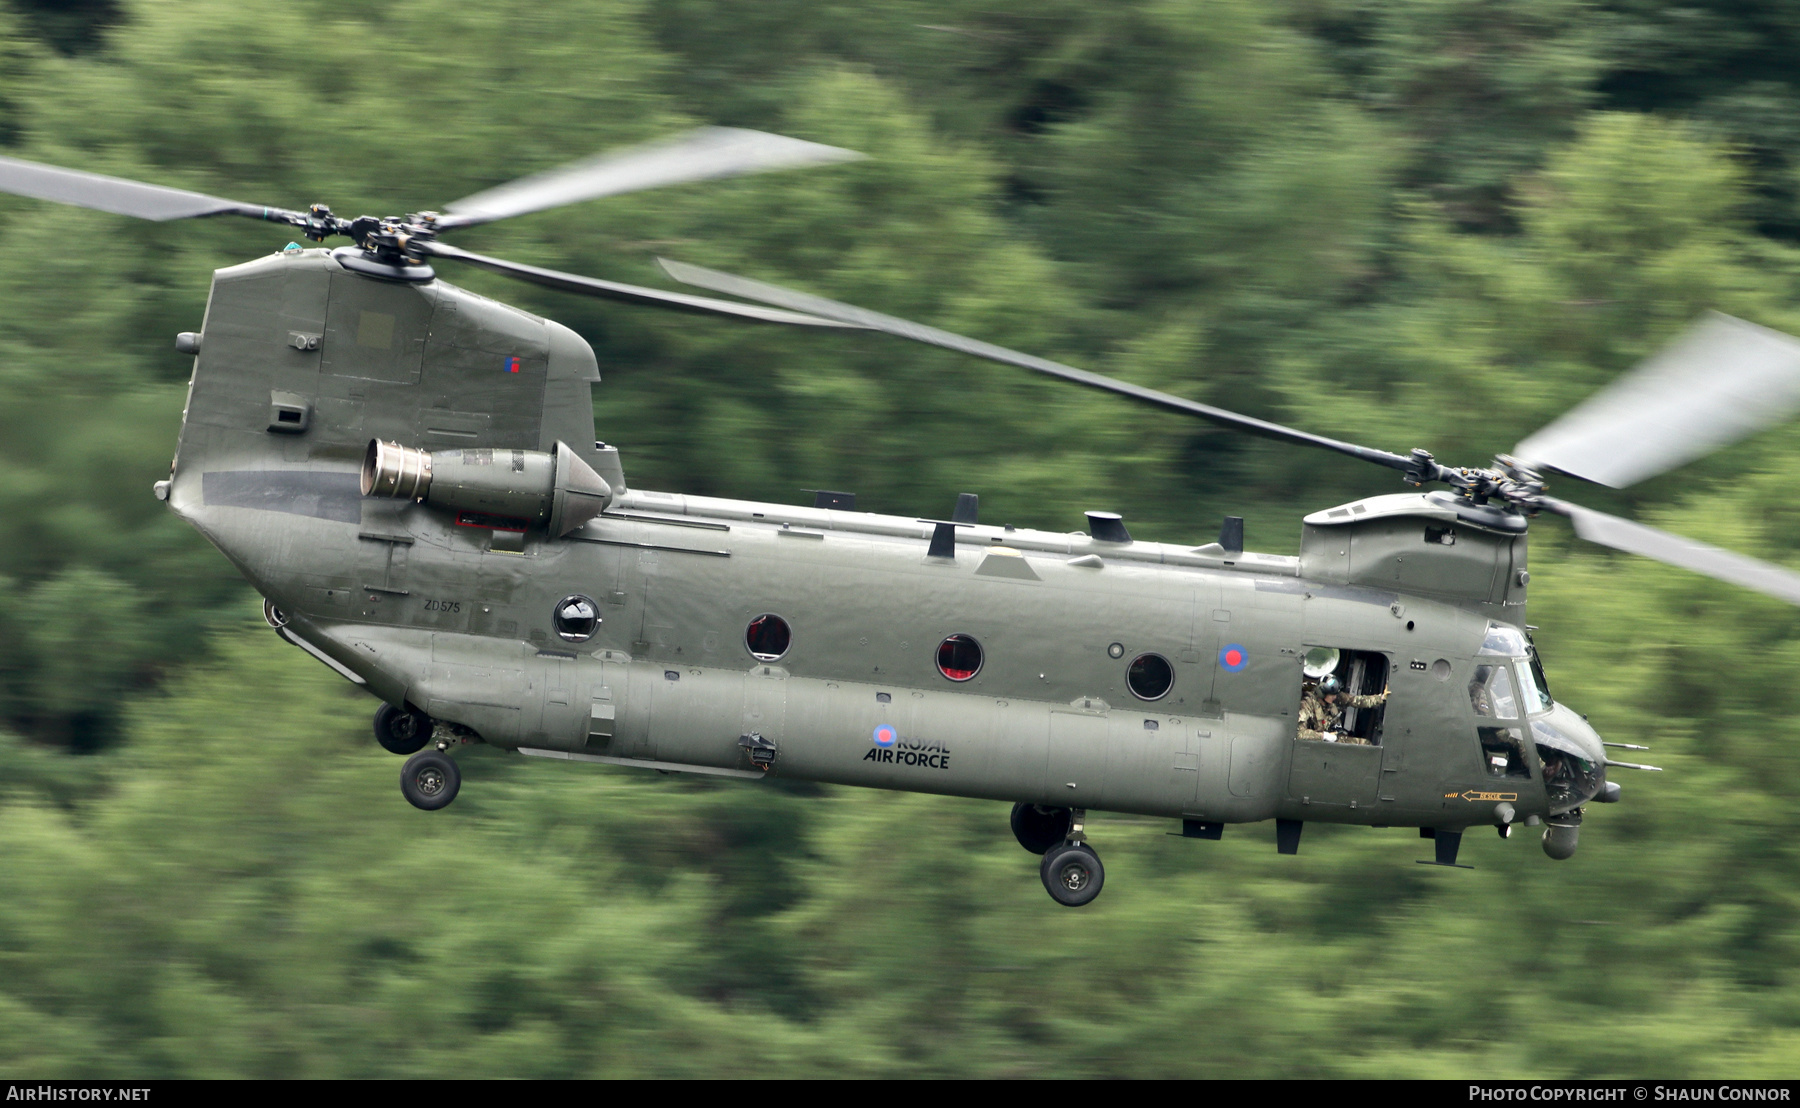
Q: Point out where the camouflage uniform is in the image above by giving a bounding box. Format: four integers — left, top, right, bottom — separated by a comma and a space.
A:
1297, 683, 1389, 743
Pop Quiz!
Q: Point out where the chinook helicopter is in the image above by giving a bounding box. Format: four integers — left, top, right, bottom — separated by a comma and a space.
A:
7, 128, 1800, 907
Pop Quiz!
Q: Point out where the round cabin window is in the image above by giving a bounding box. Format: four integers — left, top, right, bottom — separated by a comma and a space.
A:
1127, 653, 1174, 701
553, 595, 600, 642
936, 634, 983, 682
745, 614, 791, 661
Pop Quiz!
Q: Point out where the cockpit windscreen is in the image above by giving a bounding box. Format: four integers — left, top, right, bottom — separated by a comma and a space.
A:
1514, 660, 1549, 716
1479, 623, 1529, 657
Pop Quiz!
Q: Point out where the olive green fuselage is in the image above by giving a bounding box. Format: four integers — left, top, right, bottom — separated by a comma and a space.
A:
164, 249, 1601, 832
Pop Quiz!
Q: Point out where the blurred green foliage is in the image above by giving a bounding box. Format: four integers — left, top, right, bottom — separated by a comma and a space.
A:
2, 0, 1800, 1077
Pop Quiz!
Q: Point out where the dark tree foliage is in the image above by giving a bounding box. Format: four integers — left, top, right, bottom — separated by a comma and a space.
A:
7, 0, 121, 56
1595, 0, 1800, 239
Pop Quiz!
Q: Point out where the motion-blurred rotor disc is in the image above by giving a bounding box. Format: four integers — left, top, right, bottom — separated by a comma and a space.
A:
0, 154, 270, 221
437, 127, 864, 230
1516, 313, 1800, 488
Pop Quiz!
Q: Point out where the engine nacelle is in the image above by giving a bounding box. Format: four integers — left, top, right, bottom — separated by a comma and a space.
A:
362, 439, 611, 537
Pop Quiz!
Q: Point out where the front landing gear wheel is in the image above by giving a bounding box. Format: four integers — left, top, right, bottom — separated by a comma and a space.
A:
1010, 803, 1072, 855
374, 703, 433, 756
1040, 843, 1104, 907
400, 750, 460, 811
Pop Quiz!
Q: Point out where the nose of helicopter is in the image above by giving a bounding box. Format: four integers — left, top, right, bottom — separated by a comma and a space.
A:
1528, 703, 1612, 860
1536, 702, 1607, 771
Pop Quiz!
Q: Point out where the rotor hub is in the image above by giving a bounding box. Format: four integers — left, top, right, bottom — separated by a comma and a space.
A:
1400, 448, 1547, 521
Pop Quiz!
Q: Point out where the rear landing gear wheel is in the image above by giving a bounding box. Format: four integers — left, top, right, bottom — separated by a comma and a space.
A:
1010, 803, 1072, 855
400, 750, 460, 810
374, 703, 433, 755
1040, 843, 1104, 907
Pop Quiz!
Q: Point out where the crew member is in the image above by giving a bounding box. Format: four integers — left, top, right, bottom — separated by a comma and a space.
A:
1298, 675, 1390, 743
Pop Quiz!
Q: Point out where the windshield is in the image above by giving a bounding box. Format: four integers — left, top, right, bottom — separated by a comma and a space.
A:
1479, 623, 1529, 657
1527, 646, 1554, 709
1514, 659, 1550, 716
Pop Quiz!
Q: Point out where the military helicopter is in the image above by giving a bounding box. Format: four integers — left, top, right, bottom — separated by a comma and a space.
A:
7, 127, 1800, 907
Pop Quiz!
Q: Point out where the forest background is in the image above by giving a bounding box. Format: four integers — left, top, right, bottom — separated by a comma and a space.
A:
1, 0, 1798, 1078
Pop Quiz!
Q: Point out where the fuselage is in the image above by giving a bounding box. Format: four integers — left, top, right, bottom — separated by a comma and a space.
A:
161, 248, 1607, 834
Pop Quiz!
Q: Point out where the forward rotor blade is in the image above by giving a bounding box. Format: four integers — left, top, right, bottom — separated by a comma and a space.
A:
1517, 313, 1800, 488
437, 128, 864, 231
421, 242, 863, 329
657, 258, 1420, 472
0, 153, 280, 221
1542, 496, 1800, 605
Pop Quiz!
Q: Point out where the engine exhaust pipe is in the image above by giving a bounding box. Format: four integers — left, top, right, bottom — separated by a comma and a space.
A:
361, 439, 610, 537
362, 439, 432, 500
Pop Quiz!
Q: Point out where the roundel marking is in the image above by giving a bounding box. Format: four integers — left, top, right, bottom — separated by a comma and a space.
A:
873, 724, 898, 748
1219, 644, 1248, 672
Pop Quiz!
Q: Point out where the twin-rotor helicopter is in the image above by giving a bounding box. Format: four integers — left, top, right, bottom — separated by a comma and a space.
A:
7, 127, 1800, 905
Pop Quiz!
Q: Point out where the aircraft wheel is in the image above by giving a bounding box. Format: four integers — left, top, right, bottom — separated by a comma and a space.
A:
1040, 843, 1104, 908
400, 750, 460, 811
374, 703, 433, 756
1010, 802, 1072, 855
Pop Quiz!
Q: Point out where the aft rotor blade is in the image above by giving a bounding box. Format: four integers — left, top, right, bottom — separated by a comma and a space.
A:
422, 242, 864, 328
657, 257, 1421, 471
1517, 313, 1800, 488
437, 128, 864, 231
0, 153, 288, 222
1542, 496, 1800, 605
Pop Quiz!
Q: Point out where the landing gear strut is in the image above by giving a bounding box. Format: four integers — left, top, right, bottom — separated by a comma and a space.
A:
400, 749, 461, 810
374, 703, 433, 756
1035, 808, 1104, 908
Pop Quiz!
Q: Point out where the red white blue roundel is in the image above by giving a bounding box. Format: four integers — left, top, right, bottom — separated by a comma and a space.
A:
873, 724, 898, 748
1219, 644, 1249, 672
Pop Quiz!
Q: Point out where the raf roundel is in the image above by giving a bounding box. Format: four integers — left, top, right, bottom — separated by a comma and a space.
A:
1219, 643, 1249, 673
873, 724, 898, 748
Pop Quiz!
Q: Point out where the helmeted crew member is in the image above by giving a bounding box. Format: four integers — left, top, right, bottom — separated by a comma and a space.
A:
1297, 675, 1390, 743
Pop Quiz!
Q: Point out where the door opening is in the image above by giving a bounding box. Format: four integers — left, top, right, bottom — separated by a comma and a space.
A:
1297, 647, 1390, 745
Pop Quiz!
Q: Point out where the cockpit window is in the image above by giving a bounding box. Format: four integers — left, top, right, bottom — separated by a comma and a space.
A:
1479, 623, 1529, 657
1514, 659, 1549, 716
1534, 717, 1603, 813
1527, 647, 1554, 710
1469, 664, 1517, 719
1478, 726, 1531, 779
